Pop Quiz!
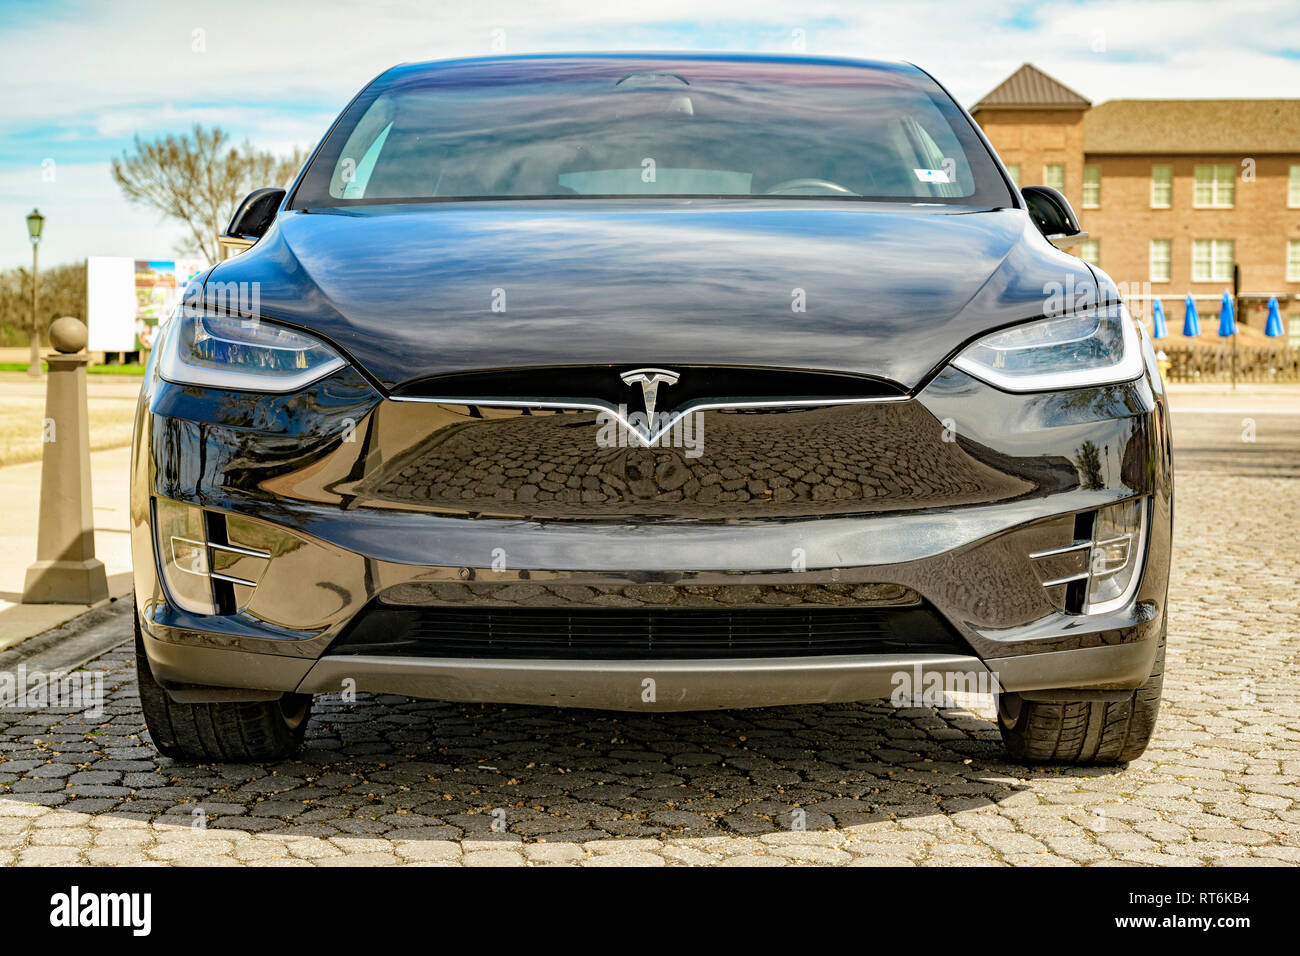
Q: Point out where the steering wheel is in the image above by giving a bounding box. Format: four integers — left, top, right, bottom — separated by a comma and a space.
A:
763, 178, 858, 196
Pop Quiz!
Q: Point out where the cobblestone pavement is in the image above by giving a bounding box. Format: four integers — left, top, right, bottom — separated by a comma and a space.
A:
0, 405, 1296, 867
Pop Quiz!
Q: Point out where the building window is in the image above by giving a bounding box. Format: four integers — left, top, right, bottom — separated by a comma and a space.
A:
1290, 316, 1300, 350
1290, 165, 1300, 208
1149, 240, 1172, 282
1006, 163, 1021, 188
1288, 240, 1300, 283
1042, 164, 1065, 191
1151, 165, 1172, 208
1079, 239, 1099, 266
1193, 165, 1235, 208
1082, 165, 1100, 208
1192, 239, 1234, 282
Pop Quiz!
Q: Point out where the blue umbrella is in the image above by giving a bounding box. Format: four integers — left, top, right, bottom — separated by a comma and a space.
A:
1151, 299, 1167, 339
1182, 294, 1200, 337
1218, 291, 1236, 337
1265, 296, 1284, 337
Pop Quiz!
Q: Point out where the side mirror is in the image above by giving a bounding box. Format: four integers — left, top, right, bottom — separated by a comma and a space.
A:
219, 187, 285, 254
1021, 185, 1088, 250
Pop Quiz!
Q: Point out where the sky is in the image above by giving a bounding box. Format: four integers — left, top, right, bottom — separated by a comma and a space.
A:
1, 0, 1298, 269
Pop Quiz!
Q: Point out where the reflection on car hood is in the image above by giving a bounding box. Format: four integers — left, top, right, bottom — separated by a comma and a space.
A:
207, 200, 1096, 392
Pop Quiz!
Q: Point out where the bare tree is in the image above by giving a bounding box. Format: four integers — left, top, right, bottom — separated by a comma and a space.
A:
112, 125, 307, 263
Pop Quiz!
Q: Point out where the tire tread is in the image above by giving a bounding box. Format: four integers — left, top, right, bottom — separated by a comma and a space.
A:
134, 615, 310, 762
999, 633, 1165, 765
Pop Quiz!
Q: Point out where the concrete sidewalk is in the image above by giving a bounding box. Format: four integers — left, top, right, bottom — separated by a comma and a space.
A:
0, 445, 132, 651
1165, 382, 1300, 414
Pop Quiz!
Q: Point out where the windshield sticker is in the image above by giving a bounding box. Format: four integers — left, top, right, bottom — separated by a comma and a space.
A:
913, 168, 952, 183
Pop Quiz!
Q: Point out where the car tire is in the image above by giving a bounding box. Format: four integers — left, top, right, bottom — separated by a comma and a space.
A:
134, 612, 312, 762
996, 631, 1164, 765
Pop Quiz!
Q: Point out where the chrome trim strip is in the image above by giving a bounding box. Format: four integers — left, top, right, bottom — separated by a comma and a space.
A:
211, 541, 272, 559
1028, 540, 1091, 560
1040, 571, 1089, 587
211, 571, 259, 587
387, 393, 910, 447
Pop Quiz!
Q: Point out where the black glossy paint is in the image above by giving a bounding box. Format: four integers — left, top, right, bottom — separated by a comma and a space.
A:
133, 354, 1172, 665
130, 54, 1173, 700
207, 202, 1094, 392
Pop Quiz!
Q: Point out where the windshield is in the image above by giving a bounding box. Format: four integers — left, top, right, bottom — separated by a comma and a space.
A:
291, 57, 1014, 207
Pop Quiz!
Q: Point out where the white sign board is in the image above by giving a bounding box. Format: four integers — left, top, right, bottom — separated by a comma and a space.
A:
86, 257, 207, 353
86, 256, 136, 352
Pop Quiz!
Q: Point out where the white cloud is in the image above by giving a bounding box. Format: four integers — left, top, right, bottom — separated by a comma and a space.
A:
0, 162, 188, 268
4, 0, 1296, 119
90, 104, 328, 145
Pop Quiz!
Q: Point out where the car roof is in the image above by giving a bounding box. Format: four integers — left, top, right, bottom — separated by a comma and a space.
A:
374, 52, 925, 85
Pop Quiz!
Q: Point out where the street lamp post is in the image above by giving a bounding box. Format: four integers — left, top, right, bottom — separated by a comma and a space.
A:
1231, 264, 1240, 391
26, 208, 44, 377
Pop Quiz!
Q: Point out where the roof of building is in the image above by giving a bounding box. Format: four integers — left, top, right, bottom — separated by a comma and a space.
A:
1084, 99, 1300, 154
972, 63, 1090, 111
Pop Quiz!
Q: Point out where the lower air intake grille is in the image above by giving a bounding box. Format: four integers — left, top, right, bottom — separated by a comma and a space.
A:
327, 602, 967, 660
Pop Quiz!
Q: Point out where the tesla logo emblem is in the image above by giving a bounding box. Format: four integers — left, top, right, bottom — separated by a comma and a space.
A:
619, 367, 679, 419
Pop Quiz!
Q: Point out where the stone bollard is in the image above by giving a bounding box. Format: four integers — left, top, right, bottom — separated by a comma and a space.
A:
21, 317, 110, 605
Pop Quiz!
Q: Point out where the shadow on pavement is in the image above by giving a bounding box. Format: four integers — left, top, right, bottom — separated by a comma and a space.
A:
0, 638, 1110, 844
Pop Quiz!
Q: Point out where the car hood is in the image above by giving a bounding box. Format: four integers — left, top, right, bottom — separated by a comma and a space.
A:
208, 200, 1095, 392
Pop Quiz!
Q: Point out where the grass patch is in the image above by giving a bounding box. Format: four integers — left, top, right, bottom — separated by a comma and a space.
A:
0, 362, 146, 375
89, 364, 148, 375
0, 394, 137, 467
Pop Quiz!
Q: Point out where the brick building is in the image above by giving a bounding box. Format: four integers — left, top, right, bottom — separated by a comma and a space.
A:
971, 64, 1300, 345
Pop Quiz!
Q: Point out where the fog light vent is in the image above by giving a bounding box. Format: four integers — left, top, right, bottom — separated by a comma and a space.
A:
1030, 498, 1147, 615
153, 498, 270, 615
1084, 498, 1146, 613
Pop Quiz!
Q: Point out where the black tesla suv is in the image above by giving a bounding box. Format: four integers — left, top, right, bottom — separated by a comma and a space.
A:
130, 53, 1172, 764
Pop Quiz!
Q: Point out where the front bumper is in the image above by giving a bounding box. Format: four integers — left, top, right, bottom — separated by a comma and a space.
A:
130, 362, 1173, 709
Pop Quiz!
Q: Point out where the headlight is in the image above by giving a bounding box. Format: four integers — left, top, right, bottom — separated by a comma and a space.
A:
159, 310, 346, 392
951, 303, 1143, 392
